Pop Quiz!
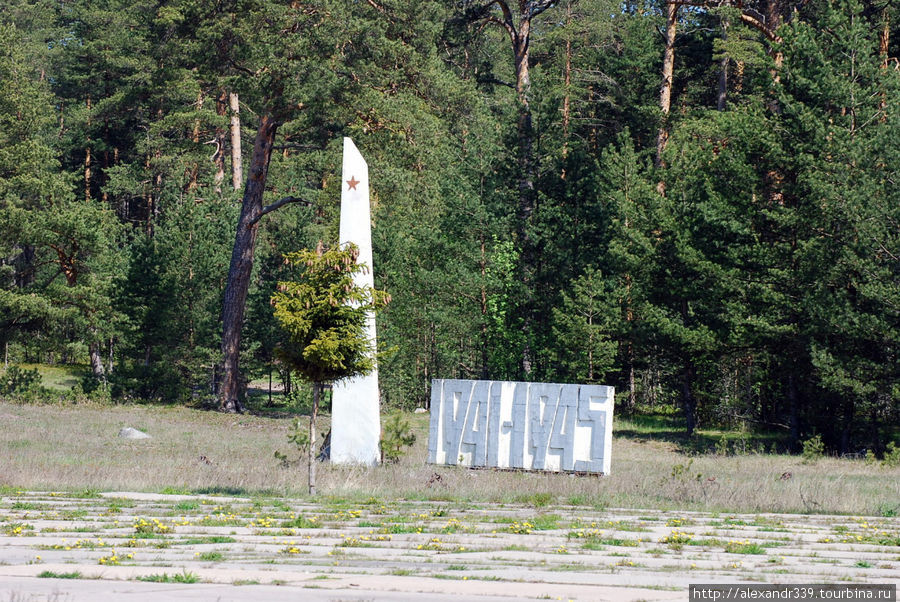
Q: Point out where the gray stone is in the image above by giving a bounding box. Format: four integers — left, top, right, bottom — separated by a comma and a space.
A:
118, 427, 151, 440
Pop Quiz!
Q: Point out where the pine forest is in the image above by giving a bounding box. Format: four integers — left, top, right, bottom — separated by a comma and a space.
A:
1, 0, 898, 456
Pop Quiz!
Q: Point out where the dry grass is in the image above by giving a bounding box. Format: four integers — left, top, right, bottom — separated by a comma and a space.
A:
0, 401, 897, 515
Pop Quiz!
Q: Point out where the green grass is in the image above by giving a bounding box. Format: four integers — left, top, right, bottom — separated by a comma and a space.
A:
197, 551, 225, 561
19, 363, 89, 391
136, 571, 199, 583
724, 541, 767, 554
176, 536, 237, 545
390, 568, 414, 576
1, 402, 898, 515
11, 502, 45, 510
530, 514, 562, 530
37, 570, 83, 579
281, 515, 320, 529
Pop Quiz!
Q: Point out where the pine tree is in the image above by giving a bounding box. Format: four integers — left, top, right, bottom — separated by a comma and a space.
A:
272, 243, 389, 494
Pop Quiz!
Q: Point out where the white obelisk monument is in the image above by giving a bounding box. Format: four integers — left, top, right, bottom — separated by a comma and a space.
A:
331, 137, 381, 465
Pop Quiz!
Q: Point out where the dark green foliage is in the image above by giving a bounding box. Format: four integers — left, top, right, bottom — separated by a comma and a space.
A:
2, 0, 896, 453
271, 244, 389, 385
381, 413, 417, 463
0, 366, 41, 397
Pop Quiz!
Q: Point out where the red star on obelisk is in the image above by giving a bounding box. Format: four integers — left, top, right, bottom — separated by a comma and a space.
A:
346, 176, 360, 191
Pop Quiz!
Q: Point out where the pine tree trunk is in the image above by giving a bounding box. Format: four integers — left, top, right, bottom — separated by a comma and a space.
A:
229, 92, 243, 191
656, 1, 678, 182
220, 114, 279, 413
214, 90, 227, 193
787, 373, 800, 452
879, 9, 890, 120
681, 361, 696, 437
514, 25, 536, 378
309, 382, 320, 496
627, 341, 636, 413
717, 9, 729, 111
766, 0, 784, 114
89, 341, 106, 382
561, 1, 573, 173
187, 90, 204, 191
479, 235, 490, 379
85, 96, 92, 202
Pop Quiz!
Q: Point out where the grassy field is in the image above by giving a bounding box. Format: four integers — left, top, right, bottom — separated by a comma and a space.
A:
0, 400, 897, 516
12, 363, 90, 392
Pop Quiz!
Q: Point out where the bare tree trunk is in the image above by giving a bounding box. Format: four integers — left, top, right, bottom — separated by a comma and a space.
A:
627, 343, 636, 412
479, 0, 558, 379
144, 153, 154, 237
625, 272, 636, 413
514, 27, 537, 378
229, 92, 243, 191
879, 9, 890, 120
479, 234, 490, 379
561, 1, 573, 175
309, 382, 320, 495
220, 114, 279, 413
85, 96, 92, 202
681, 362, 697, 437
102, 118, 110, 204
766, 0, 784, 114
214, 90, 227, 193
717, 7, 729, 111
89, 341, 106, 382
513, 25, 535, 225
787, 372, 800, 452
679, 298, 696, 436
656, 1, 678, 193
187, 90, 205, 192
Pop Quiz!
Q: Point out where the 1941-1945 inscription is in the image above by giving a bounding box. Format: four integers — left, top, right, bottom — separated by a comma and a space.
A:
427, 379, 614, 474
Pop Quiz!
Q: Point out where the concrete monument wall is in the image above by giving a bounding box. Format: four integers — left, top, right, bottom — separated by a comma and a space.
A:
331, 137, 381, 465
427, 379, 614, 474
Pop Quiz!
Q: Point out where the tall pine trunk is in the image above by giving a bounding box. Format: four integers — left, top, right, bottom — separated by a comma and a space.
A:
230, 93, 243, 191
514, 23, 536, 378
220, 114, 279, 413
681, 361, 697, 437
89, 340, 106, 382
656, 1, 678, 183
717, 7, 729, 111
85, 96, 92, 202
214, 90, 227, 193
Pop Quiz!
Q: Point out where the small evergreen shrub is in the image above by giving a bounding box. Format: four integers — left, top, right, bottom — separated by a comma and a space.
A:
0, 365, 41, 397
801, 434, 824, 464
381, 413, 416, 463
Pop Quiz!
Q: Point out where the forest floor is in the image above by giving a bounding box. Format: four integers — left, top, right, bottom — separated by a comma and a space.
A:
0, 401, 898, 600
